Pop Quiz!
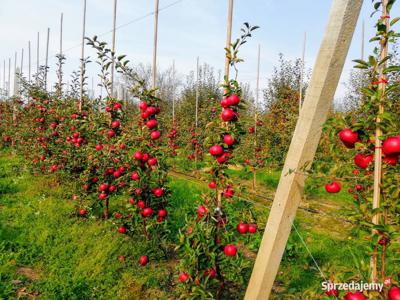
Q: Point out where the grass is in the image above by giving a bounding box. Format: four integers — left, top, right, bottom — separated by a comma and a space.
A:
0, 150, 395, 299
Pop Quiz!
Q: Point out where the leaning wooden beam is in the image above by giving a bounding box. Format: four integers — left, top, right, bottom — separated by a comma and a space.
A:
244, 0, 363, 299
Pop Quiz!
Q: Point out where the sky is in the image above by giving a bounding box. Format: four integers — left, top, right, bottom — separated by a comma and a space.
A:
0, 0, 399, 104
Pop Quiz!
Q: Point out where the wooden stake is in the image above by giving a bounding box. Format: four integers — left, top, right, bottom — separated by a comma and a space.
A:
195, 56, 199, 129
172, 60, 175, 122
28, 41, 31, 81
253, 44, 261, 191
361, 19, 365, 60
224, 0, 233, 79
36, 32, 40, 75
13, 52, 17, 95
299, 32, 306, 111
8, 58, 11, 97
45, 27, 50, 90
110, 0, 117, 97
80, 0, 87, 111
2, 60, 5, 94
59, 12, 64, 94
370, 0, 389, 283
152, 0, 159, 89
244, 1, 362, 298
20, 48, 24, 75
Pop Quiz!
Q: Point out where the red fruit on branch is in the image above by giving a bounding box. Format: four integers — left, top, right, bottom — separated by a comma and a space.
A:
114, 212, 122, 219
109, 185, 116, 193
95, 144, 103, 151
383, 155, 399, 166
138, 200, 145, 209
354, 154, 373, 169
223, 244, 237, 256
203, 268, 216, 279
105, 106, 112, 112
99, 183, 108, 192
131, 172, 139, 181
209, 145, 224, 156
383, 136, 400, 155
142, 207, 153, 217
117, 226, 126, 234
237, 223, 249, 234
148, 157, 158, 166
107, 130, 116, 138
158, 209, 167, 217
325, 288, 339, 297
79, 208, 87, 216
248, 224, 257, 234
150, 130, 161, 140
325, 182, 341, 193
134, 151, 143, 161
208, 181, 217, 189
344, 291, 366, 300
179, 271, 190, 283
339, 129, 359, 148
99, 192, 107, 200
389, 287, 400, 300
113, 103, 122, 110
223, 134, 235, 146
227, 94, 240, 105
139, 101, 148, 111
220, 108, 235, 122
248, 127, 255, 134
220, 97, 231, 108
153, 188, 164, 197
139, 255, 149, 266
146, 119, 157, 129
355, 184, 363, 191
142, 153, 149, 162
197, 205, 207, 219
111, 120, 120, 129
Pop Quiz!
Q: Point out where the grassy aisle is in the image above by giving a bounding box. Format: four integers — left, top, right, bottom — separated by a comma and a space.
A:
0, 151, 384, 299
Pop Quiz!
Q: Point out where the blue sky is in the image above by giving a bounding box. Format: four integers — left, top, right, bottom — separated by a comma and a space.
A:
0, 0, 399, 102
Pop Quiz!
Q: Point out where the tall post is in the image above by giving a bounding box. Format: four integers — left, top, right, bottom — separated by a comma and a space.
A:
36, 32, 40, 75
370, 0, 389, 283
3, 60, 5, 95
8, 58, 11, 97
13, 52, 17, 96
172, 60, 175, 123
195, 57, 199, 129
224, 0, 233, 79
59, 12, 64, 94
244, 1, 362, 298
28, 41, 31, 81
110, 0, 117, 97
45, 27, 50, 90
152, 0, 159, 89
361, 19, 365, 60
253, 44, 261, 191
80, 0, 87, 111
299, 32, 307, 111
20, 49, 24, 76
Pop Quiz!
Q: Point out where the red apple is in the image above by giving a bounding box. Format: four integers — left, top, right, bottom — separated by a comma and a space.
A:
79, 208, 87, 216
134, 151, 143, 161
117, 226, 126, 234
339, 129, 359, 148
344, 291, 366, 300
208, 181, 217, 189
354, 154, 373, 169
107, 129, 116, 138
179, 271, 190, 283
384, 155, 399, 166
95, 144, 103, 151
148, 157, 158, 166
203, 268, 216, 279
389, 287, 400, 300
142, 207, 153, 217
138, 200, 145, 209
209, 144, 223, 156
153, 188, 163, 197
220, 108, 235, 122
224, 244, 237, 256
158, 209, 167, 217
248, 224, 257, 234
383, 136, 400, 156
146, 119, 157, 129
325, 182, 341, 193
111, 120, 120, 129
139, 255, 149, 266
139, 101, 148, 111
228, 94, 240, 105
237, 223, 249, 234
131, 172, 139, 181
197, 205, 207, 219
223, 134, 235, 146
150, 130, 161, 140
220, 97, 231, 108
